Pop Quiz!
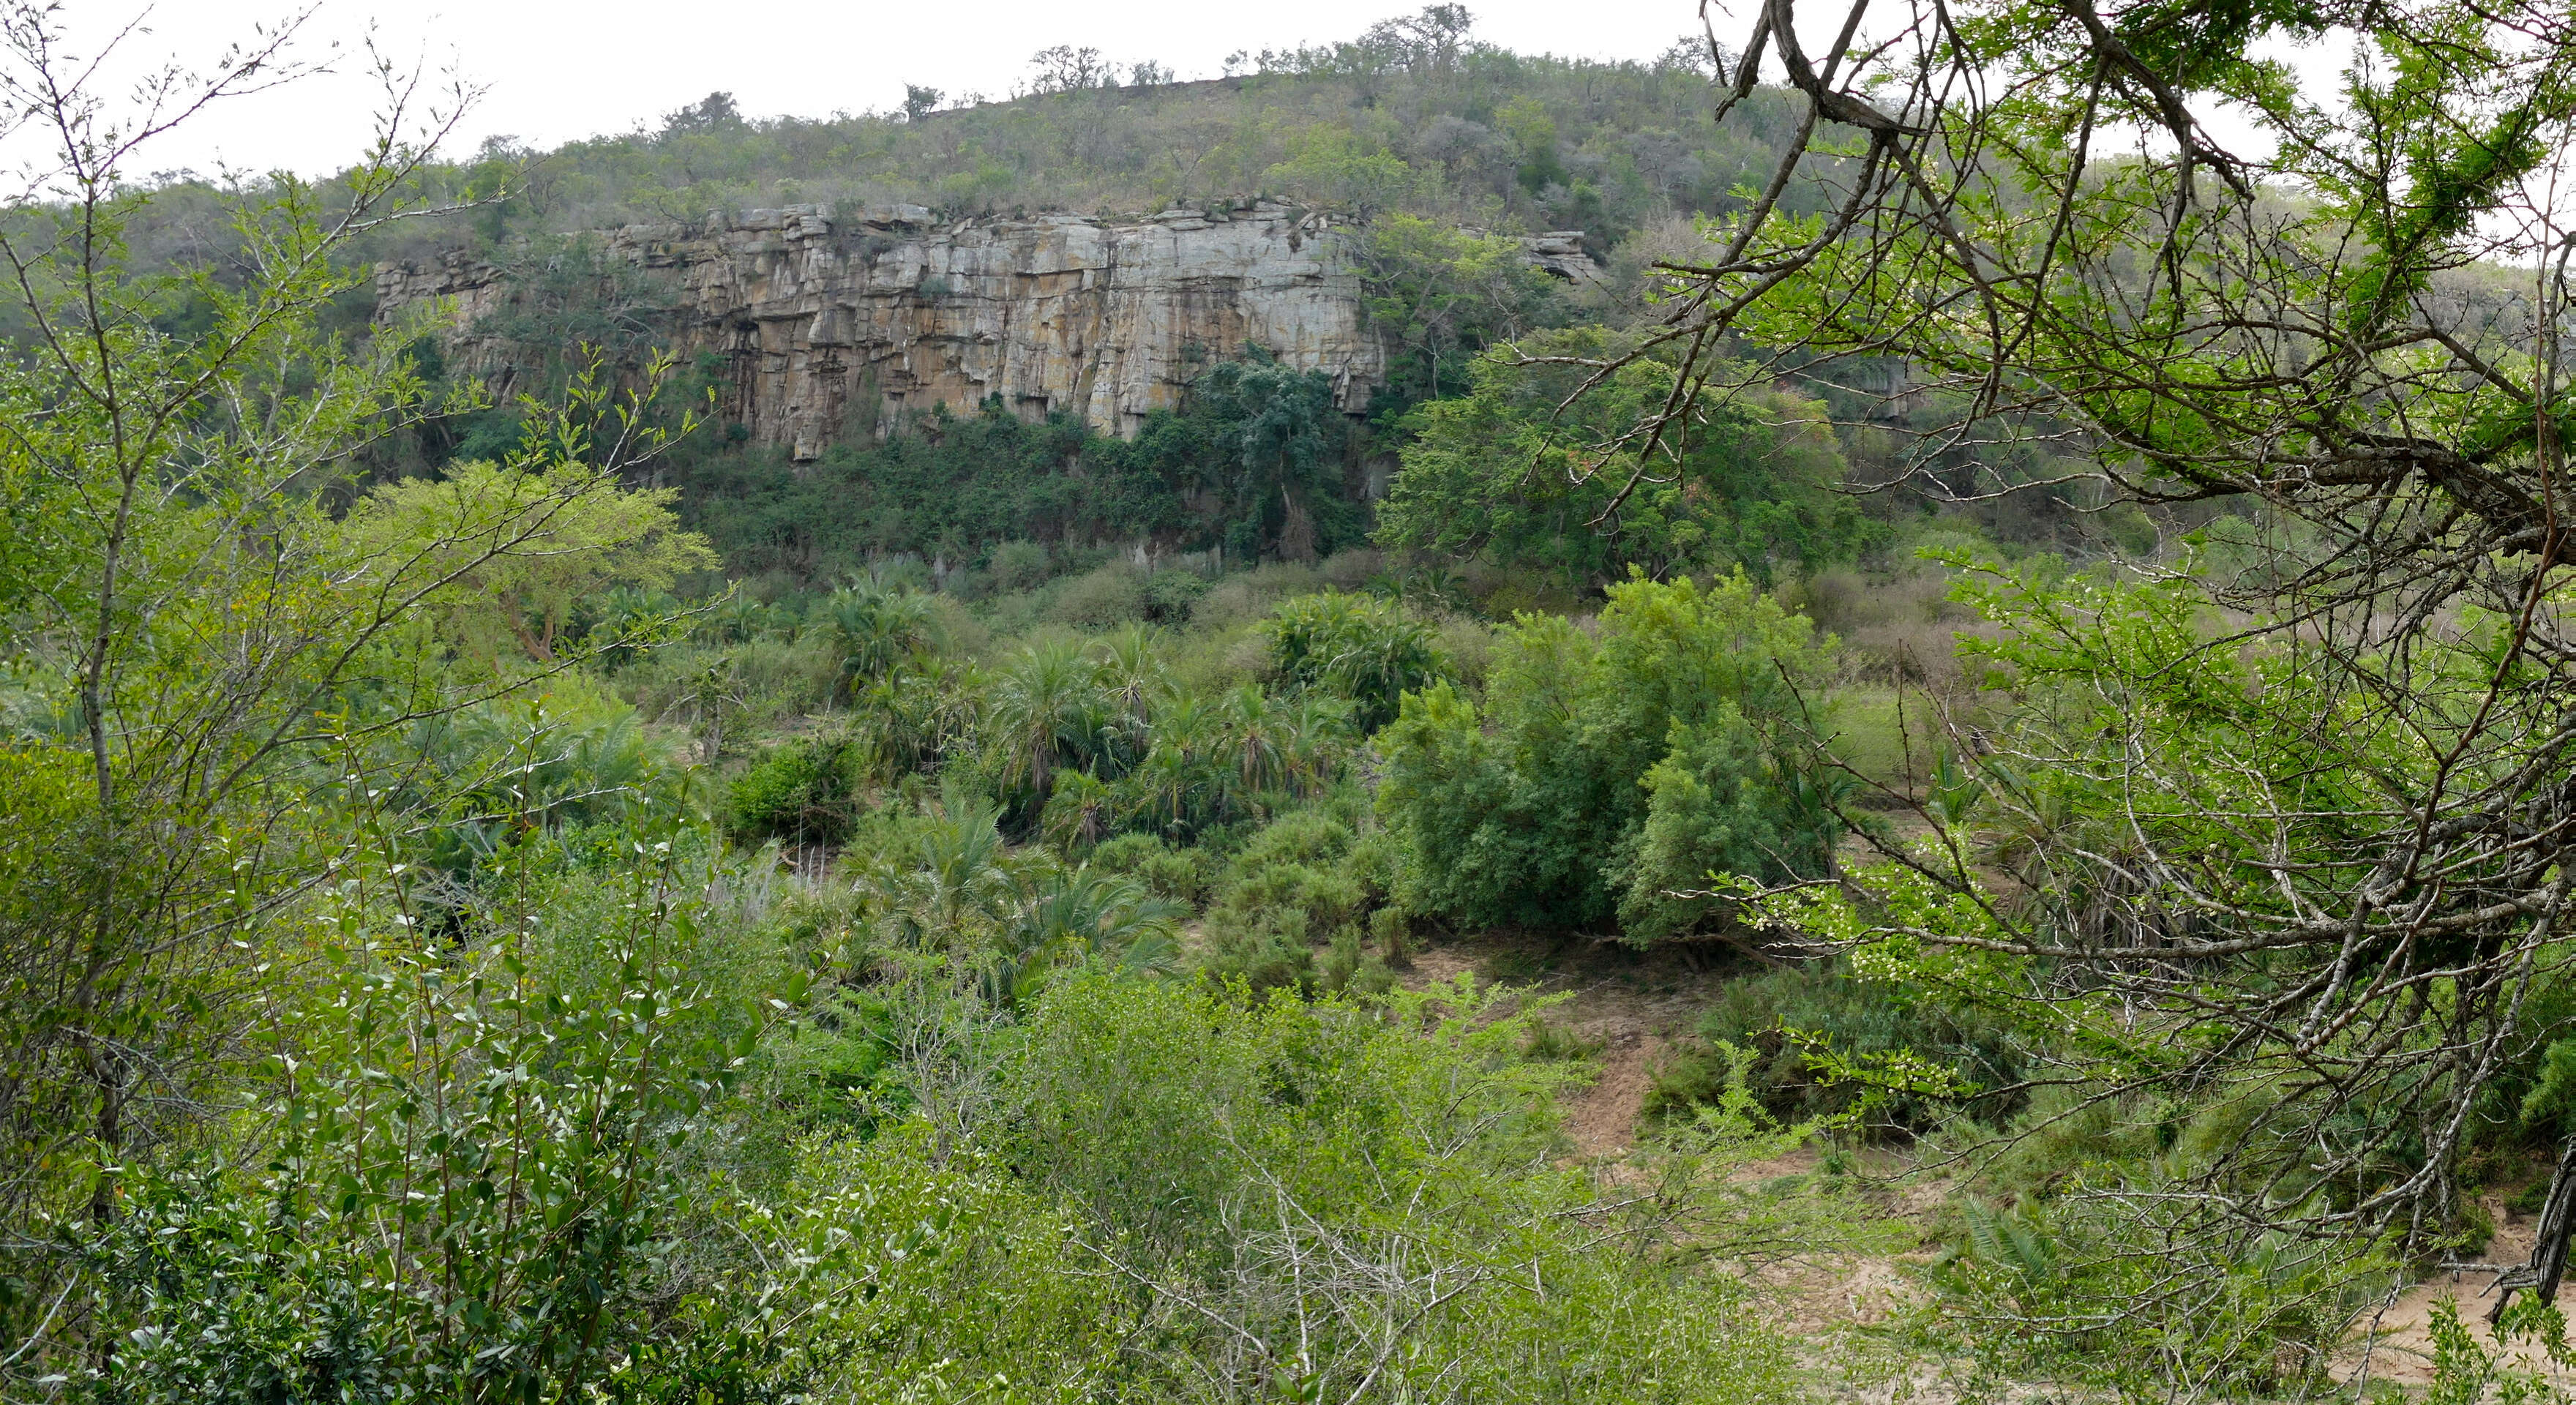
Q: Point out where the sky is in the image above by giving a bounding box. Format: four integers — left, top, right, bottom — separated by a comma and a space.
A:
45, 0, 1715, 179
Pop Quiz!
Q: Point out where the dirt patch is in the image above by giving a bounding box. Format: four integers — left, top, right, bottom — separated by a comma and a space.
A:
2332, 1199, 2576, 1391
1401, 934, 1980, 1399
1756, 1249, 1931, 1338
1399, 932, 1751, 1156
1563, 1032, 1664, 1158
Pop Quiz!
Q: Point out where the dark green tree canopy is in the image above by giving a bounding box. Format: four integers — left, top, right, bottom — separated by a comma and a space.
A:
1377, 327, 1877, 585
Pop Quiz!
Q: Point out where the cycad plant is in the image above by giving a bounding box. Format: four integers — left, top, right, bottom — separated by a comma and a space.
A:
1123, 692, 1223, 840
1261, 591, 1444, 733
1041, 770, 1120, 855
1088, 623, 1167, 776
1276, 693, 1354, 801
823, 584, 940, 699
1216, 685, 1289, 803
857, 653, 984, 780
696, 591, 782, 645
986, 638, 1107, 807
864, 795, 1019, 950
984, 866, 1182, 1006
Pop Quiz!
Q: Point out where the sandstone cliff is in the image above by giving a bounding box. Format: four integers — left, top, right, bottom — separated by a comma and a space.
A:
378, 202, 1400, 460
375, 203, 1604, 459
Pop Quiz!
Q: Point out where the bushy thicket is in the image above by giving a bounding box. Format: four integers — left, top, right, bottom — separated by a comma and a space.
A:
675, 353, 1373, 588
722, 733, 870, 844
1377, 330, 1884, 587
1647, 963, 2027, 1132
663, 558, 1860, 960
1376, 572, 1843, 938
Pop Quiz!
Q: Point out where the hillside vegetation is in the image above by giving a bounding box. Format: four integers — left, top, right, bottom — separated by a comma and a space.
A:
375, 13, 1813, 258
334, 11, 2093, 594
6, 2, 2576, 1403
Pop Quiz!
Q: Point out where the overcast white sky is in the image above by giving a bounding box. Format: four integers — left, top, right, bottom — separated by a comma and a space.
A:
52, 1, 1713, 179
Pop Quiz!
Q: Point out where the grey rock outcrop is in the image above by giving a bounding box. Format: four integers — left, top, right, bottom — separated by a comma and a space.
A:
1520, 231, 1606, 291
376, 202, 1390, 460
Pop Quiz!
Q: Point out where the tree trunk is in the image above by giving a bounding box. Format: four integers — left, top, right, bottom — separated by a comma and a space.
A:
2490, 1130, 2576, 1325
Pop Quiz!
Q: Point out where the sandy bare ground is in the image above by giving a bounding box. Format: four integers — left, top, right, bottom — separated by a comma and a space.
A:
2329, 1196, 2576, 1393
1399, 931, 1747, 1157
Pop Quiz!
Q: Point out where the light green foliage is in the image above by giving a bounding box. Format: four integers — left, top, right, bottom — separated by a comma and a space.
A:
58, 0, 2576, 1392
2422, 1295, 2576, 1405
984, 636, 1115, 803
344, 456, 716, 664
1355, 212, 1565, 408
1376, 329, 1873, 585
723, 733, 871, 844
1615, 707, 1791, 942
582, 583, 682, 667
1044, 562, 1150, 626
78, 836, 762, 1402
1001, 864, 1183, 982
1265, 124, 1420, 217
855, 794, 1025, 950
1376, 572, 1840, 936
1649, 963, 2026, 1131
1088, 831, 1213, 904
1259, 590, 1445, 732
1036, 766, 1118, 853
1004, 972, 1821, 1404
1712, 0, 2568, 531
372, 688, 696, 919
648, 1125, 1131, 1403
1200, 809, 1399, 992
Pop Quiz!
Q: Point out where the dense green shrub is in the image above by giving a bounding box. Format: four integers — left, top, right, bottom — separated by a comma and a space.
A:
1377, 329, 1879, 586
642, 1123, 1131, 1402
1646, 963, 2026, 1131
73, 843, 766, 1404
984, 538, 1055, 593
997, 973, 1820, 1404
1199, 810, 1396, 992
1374, 572, 1842, 938
618, 634, 842, 733
1260, 590, 1445, 732
752, 986, 905, 1139
1044, 563, 1149, 626
722, 735, 870, 844
1142, 568, 1212, 622
1088, 833, 1212, 906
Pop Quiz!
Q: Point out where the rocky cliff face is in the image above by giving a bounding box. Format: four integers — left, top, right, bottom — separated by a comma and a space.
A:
377, 205, 1607, 460
375, 202, 1394, 460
